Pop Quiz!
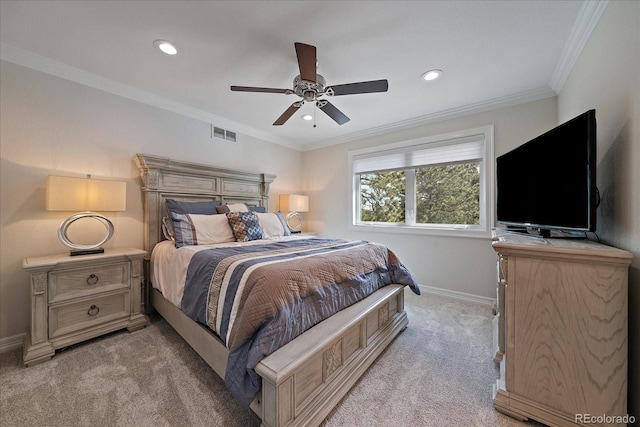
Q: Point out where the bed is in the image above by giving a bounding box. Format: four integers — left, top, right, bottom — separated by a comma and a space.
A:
134, 153, 420, 427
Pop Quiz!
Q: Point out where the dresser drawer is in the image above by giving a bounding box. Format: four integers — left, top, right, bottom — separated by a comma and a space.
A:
49, 291, 131, 339
49, 262, 130, 303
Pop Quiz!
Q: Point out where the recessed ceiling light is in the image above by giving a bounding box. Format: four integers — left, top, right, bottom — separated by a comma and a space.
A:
421, 69, 442, 81
302, 114, 313, 121
154, 40, 178, 55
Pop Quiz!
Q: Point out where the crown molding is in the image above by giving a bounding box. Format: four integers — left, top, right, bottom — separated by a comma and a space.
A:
0, 43, 301, 151
301, 86, 556, 151
549, 0, 609, 93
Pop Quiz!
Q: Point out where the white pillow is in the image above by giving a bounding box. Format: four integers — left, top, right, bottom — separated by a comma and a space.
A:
256, 212, 290, 239
226, 203, 249, 212
188, 214, 235, 244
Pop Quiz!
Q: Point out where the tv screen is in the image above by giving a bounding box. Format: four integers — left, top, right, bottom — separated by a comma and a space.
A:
496, 109, 597, 235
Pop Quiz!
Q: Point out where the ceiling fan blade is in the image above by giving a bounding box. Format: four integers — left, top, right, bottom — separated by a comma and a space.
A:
273, 102, 302, 126
231, 86, 293, 94
325, 79, 388, 96
295, 42, 317, 83
316, 100, 350, 125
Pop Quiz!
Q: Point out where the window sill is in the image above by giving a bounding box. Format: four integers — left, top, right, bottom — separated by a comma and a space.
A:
349, 223, 491, 239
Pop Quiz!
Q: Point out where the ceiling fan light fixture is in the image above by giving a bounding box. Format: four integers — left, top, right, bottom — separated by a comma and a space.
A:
231, 42, 388, 126
422, 69, 442, 81
154, 40, 178, 55
303, 91, 316, 102
302, 114, 313, 121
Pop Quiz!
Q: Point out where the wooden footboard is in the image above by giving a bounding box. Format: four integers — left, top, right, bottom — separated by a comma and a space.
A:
151, 285, 407, 427
256, 284, 407, 427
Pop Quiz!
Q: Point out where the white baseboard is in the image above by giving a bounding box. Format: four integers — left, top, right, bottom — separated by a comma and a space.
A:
0, 333, 24, 354
417, 284, 496, 307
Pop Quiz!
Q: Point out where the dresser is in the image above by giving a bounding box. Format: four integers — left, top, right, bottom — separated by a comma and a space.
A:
491, 229, 632, 426
22, 248, 148, 366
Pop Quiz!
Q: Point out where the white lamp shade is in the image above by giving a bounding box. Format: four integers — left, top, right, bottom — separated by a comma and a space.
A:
47, 176, 126, 212
279, 194, 309, 212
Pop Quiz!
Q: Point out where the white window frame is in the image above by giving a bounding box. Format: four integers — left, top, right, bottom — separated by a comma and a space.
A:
348, 125, 494, 238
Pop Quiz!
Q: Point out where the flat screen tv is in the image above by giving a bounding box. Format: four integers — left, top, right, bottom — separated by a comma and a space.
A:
496, 109, 597, 237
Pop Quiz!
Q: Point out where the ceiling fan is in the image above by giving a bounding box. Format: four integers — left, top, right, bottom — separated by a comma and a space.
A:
230, 42, 388, 126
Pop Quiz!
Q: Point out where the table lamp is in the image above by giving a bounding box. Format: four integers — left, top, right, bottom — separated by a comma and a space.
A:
279, 194, 309, 233
47, 175, 126, 256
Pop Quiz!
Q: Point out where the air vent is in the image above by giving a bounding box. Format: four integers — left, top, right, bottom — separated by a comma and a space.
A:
211, 125, 237, 143
213, 126, 225, 139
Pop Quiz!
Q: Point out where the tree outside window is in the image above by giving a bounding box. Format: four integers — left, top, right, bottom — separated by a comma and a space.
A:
358, 162, 480, 225
415, 162, 480, 225
359, 171, 405, 222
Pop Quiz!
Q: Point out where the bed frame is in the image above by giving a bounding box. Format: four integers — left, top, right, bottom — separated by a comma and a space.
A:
134, 153, 409, 427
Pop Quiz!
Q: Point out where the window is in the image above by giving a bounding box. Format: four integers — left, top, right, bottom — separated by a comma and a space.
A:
349, 126, 494, 237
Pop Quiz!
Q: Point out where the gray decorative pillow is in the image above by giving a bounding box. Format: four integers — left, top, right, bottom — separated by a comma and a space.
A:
226, 211, 263, 242
166, 199, 221, 215
166, 200, 222, 245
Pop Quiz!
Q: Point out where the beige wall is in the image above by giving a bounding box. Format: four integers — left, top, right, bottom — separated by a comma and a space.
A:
557, 0, 640, 418
0, 61, 303, 341
301, 97, 558, 299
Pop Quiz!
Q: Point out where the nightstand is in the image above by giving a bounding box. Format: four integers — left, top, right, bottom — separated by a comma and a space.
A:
22, 248, 149, 366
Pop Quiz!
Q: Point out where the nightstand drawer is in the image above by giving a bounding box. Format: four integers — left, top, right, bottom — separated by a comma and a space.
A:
49, 262, 130, 303
49, 291, 131, 339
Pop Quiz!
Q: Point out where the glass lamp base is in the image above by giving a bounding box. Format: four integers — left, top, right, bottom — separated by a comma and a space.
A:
58, 212, 114, 256
285, 211, 303, 233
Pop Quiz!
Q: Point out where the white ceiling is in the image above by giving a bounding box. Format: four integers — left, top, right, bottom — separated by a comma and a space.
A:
0, 1, 604, 151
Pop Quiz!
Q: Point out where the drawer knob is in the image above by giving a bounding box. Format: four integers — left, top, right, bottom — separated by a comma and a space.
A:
87, 305, 100, 316
86, 274, 99, 286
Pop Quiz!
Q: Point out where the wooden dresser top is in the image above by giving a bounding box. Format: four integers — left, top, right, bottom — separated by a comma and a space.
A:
491, 228, 632, 264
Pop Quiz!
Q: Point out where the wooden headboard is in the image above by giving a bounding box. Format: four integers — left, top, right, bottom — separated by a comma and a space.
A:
134, 153, 276, 254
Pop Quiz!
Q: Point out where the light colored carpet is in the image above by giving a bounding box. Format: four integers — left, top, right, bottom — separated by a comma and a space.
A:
1, 291, 537, 426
